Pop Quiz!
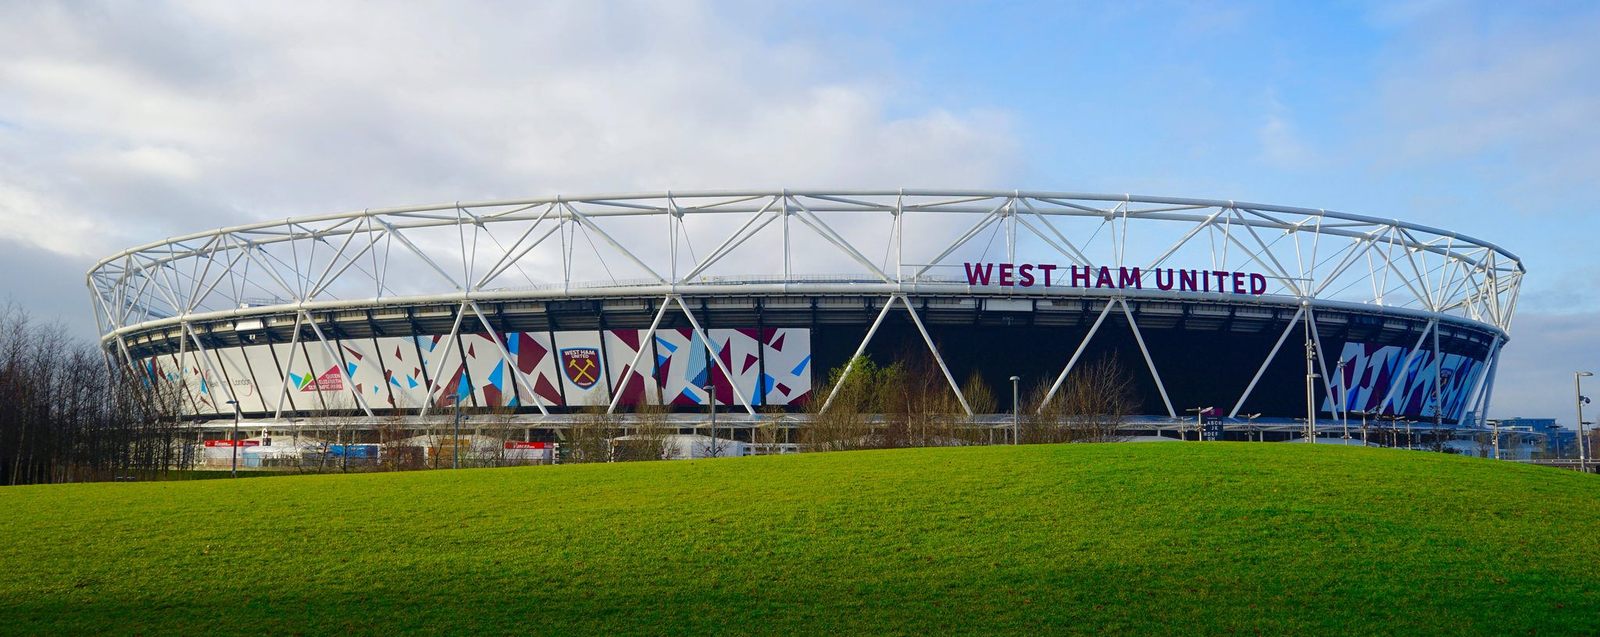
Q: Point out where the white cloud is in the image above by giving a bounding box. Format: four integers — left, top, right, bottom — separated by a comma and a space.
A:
1489, 311, 1600, 421
0, 0, 1018, 269
1370, 7, 1600, 194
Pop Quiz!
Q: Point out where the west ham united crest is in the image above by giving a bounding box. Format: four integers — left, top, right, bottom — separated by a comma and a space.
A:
561, 347, 601, 389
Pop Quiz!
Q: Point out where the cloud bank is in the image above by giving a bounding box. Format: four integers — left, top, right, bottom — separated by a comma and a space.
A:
0, 1, 1016, 265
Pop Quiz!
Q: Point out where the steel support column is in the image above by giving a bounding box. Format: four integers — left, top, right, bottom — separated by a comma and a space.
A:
1230, 306, 1306, 417
1038, 300, 1116, 412
1121, 299, 1177, 418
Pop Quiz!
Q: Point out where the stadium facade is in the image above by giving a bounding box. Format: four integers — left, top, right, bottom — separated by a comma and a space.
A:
88, 190, 1523, 447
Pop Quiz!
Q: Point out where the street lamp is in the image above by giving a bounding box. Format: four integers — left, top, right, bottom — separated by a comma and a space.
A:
225, 399, 241, 478
1356, 410, 1370, 446
1303, 328, 1318, 444
452, 399, 465, 469
1185, 406, 1215, 441
1585, 421, 1596, 469
705, 383, 718, 457
1009, 376, 1020, 445
1336, 359, 1350, 440
1489, 419, 1500, 460
1576, 372, 1593, 472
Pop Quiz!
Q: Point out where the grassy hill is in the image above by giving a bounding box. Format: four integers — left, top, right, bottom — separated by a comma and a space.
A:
2, 443, 1597, 635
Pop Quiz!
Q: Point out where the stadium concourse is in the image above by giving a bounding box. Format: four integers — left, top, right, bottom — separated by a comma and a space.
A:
87, 190, 1523, 464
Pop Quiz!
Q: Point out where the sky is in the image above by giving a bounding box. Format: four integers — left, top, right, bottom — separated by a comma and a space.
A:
0, 0, 1596, 420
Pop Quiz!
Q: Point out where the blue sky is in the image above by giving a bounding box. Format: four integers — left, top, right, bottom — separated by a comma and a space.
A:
0, 0, 1595, 418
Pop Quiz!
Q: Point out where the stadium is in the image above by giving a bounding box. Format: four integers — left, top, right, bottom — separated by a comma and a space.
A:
86, 190, 1523, 461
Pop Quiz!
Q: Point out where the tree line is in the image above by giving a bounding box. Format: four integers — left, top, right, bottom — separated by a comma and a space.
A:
0, 308, 185, 486
799, 351, 1134, 451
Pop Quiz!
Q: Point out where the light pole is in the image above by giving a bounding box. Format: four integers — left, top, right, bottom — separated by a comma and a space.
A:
1586, 422, 1596, 468
1490, 419, 1500, 460
1185, 407, 1214, 441
1337, 359, 1349, 440
1009, 376, 1020, 445
1576, 372, 1593, 472
226, 399, 241, 478
1304, 324, 1318, 444
453, 400, 463, 469
1351, 410, 1370, 446
1244, 413, 1261, 442
705, 383, 718, 457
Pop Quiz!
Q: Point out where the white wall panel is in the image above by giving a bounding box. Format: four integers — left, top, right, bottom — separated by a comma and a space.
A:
761, 328, 812, 406
375, 336, 430, 410
604, 329, 661, 406
460, 332, 516, 409
338, 338, 393, 411
213, 346, 266, 413
505, 331, 565, 408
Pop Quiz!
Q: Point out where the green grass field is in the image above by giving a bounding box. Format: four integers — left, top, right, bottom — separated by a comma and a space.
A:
2, 443, 1597, 635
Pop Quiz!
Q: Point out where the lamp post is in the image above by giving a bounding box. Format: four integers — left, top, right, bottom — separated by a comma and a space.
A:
226, 399, 241, 478
1490, 419, 1500, 460
1378, 413, 1399, 448
1185, 407, 1214, 441
1576, 372, 1593, 472
452, 400, 463, 469
705, 383, 717, 457
1244, 413, 1261, 442
1009, 376, 1020, 445
1304, 327, 1318, 444
1337, 359, 1349, 440
1585, 421, 1596, 469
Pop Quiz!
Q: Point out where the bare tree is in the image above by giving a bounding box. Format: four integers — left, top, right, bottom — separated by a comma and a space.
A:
376, 413, 423, 471
802, 356, 894, 452
751, 406, 788, 455
1023, 353, 1134, 444
0, 305, 185, 485
562, 407, 616, 463
613, 402, 675, 462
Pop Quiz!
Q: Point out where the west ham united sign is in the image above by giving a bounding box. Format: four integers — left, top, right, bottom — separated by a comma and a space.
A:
561, 348, 601, 389
963, 262, 1268, 296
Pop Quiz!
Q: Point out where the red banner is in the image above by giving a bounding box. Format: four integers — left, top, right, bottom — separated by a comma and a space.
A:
203, 440, 261, 448
504, 441, 549, 450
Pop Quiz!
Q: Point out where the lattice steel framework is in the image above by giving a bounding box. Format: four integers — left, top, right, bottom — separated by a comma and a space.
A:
88, 190, 1523, 426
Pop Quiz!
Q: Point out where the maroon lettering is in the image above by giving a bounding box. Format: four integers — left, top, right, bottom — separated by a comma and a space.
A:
1119, 267, 1142, 290
1095, 266, 1115, 288
963, 262, 993, 285
961, 261, 1266, 295
1071, 266, 1091, 287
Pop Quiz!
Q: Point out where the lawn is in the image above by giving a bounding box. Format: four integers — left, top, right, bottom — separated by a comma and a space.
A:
1, 443, 1597, 635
